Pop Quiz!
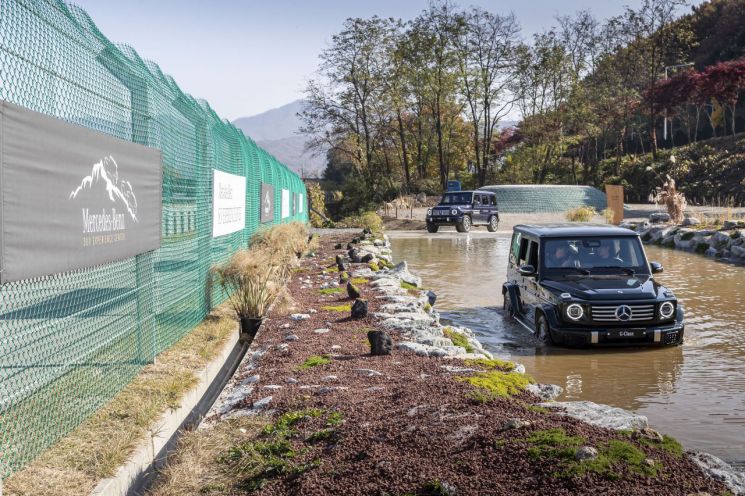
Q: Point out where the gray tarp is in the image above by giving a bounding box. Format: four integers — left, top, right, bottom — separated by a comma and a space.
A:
0, 100, 162, 283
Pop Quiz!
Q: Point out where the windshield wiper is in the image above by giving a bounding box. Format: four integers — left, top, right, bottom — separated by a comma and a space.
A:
551, 267, 590, 275
591, 266, 635, 275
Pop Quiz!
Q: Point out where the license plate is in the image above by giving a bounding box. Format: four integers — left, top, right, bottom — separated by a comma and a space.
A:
608, 329, 645, 339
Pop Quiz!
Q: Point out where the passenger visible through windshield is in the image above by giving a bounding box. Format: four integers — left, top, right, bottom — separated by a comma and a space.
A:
440, 192, 473, 205
543, 237, 649, 274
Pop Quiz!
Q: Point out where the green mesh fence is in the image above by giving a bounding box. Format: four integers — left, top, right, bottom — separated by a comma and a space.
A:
0, 0, 307, 478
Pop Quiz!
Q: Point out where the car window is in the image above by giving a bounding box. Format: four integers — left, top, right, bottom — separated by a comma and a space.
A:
542, 237, 649, 273
518, 237, 530, 265
473, 195, 481, 205
490, 195, 497, 206
510, 232, 521, 265
441, 192, 472, 205
527, 241, 538, 268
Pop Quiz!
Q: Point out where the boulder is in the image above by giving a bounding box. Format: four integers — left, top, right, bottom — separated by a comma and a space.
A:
502, 418, 532, 430
368, 330, 393, 356
526, 383, 563, 401
537, 401, 648, 430
389, 261, 423, 287
731, 245, 745, 260
576, 446, 599, 461
711, 231, 733, 249
334, 243, 343, 250
347, 281, 361, 299
649, 212, 671, 223
682, 216, 701, 226
688, 451, 745, 495
426, 290, 437, 307
416, 192, 427, 204
360, 253, 375, 263
335, 254, 346, 271
290, 313, 311, 321
351, 299, 368, 319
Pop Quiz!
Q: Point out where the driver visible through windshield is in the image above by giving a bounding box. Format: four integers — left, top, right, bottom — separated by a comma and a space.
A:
440, 192, 473, 205
543, 237, 649, 275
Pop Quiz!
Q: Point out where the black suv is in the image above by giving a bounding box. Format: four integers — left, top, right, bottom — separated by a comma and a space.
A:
426, 190, 499, 233
502, 224, 684, 347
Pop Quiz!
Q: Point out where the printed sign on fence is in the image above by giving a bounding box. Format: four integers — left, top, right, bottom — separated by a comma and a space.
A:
605, 184, 624, 225
281, 189, 290, 219
0, 100, 162, 283
212, 170, 246, 237
261, 183, 274, 223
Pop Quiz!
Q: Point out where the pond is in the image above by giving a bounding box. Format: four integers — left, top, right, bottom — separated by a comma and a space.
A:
389, 230, 745, 467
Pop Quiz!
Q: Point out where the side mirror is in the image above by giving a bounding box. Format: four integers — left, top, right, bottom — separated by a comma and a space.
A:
519, 264, 537, 277
650, 262, 663, 274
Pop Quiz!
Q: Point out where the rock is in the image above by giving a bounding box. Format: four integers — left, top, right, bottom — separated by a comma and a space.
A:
502, 418, 532, 430
290, 313, 310, 321
360, 253, 375, 263
634, 427, 664, 442
576, 446, 599, 461
526, 383, 563, 401
309, 309, 318, 314
285, 377, 298, 384
334, 243, 343, 250
711, 231, 733, 249
426, 290, 437, 307
368, 330, 392, 355
682, 216, 701, 226
356, 368, 384, 377
313, 328, 331, 334
649, 212, 671, 223
276, 343, 289, 352
347, 282, 361, 299
397, 341, 433, 356
285, 334, 299, 341
331, 345, 342, 351
644, 458, 656, 467
373, 238, 385, 247
688, 451, 745, 495
240, 374, 260, 386
537, 401, 648, 430
322, 375, 338, 382
389, 261, 423, 287
252, 395, 273, 411
723, 220, 745, 230
348, 248, 362, 263
514, 364, 526, 374
440, 365, 479, 373
280, 323, 290, 329
351, 299, 368, 319
704, 247, 719, 258
263, 384, 283, 390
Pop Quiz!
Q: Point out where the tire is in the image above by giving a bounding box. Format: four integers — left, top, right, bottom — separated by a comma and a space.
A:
455, 215, 471, 233
426, 224, 439, 233
535, 313, 554, 345
503, 293, 514, 317
487, 215, 499, 232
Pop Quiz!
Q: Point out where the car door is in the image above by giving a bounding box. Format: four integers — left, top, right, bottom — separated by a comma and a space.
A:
472, 194, 487, 224
522, 239, 541, 326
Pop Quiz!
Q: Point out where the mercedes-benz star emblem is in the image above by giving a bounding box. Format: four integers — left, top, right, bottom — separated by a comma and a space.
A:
615, 305, 632, 321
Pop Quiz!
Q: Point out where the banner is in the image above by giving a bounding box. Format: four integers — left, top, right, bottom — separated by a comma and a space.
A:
605, 184, 624, 225
212, 169, 246, 237
0, 100, 162, 283
260, 183, 274, 223
281, 189, 290, 219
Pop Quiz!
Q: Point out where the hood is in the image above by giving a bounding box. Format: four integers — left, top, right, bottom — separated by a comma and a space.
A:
541, 275, 663, 301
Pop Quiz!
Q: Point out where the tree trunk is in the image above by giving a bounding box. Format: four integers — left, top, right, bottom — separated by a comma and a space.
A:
397, 111, 411, 190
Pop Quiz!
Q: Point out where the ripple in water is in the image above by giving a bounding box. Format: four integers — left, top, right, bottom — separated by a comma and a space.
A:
390, 231, 745, 467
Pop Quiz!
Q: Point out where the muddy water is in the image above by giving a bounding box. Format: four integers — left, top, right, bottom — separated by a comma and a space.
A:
389, 231, 745, 466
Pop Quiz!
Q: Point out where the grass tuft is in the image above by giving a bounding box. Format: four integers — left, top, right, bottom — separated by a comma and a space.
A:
443, 327, 474, 353
319, 287, 343, 295
463, 358, 515, 371
297, 355, 331, 370
457, 370, 532, 403
320, 304, 352, 312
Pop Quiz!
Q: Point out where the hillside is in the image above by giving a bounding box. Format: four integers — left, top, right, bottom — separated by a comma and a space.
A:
232, 100, 326, 177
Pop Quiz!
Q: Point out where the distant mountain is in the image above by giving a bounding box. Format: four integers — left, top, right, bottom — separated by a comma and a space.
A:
233, 100, 326, 177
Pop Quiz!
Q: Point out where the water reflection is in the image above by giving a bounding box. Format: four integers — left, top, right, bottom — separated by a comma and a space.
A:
390, 231, 745, 466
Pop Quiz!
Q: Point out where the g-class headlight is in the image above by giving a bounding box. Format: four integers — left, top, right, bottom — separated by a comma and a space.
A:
427, 209, 432, 216
450, 209, 458, 215
659, 301, 675, 319
566, 303, 584, 321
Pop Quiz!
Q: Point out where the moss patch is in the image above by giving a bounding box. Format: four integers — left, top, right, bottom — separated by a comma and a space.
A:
464, 358, 515, 372
350, 277, 369, 285
320, 304, 352, 312
297, 355, 331, 370
400, 280, 418, 290
368, 262, 380, 272
457, 370, 532, 402
637, 434, 683, 458
523, 428, 658, 480
319, 287, 343, 295
443, 327, 474, 353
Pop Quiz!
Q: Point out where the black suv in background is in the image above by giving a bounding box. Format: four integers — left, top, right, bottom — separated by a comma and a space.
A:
502, 224, 684, 347
426, 190, 500, 233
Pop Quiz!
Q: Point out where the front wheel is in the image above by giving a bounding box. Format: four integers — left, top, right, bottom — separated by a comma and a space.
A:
426, 224, 439, 233
503, 293, 513, 317
487, 215, 499, 232
535, 313, 554, 345
455, 215, 471, 233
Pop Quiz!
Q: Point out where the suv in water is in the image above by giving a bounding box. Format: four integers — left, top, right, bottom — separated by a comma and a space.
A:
502, 224, 684, 347
426, 190, 499, 233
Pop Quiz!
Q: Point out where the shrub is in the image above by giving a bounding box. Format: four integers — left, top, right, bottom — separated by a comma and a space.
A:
565, 206, 596, 222
213, 248, 281, 319
338, 211, 384, 232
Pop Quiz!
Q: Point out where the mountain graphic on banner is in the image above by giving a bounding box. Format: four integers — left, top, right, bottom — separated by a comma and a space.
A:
70, 155, 139, 222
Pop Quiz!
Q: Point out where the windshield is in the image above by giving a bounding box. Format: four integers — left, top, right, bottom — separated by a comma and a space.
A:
440, 192, 472, 205
542, 237, 649, 274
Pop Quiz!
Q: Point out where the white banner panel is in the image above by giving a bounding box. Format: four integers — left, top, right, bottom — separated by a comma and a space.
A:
281, 189, 290, 219
212, 169, 246, 237
298, 193, 304, 214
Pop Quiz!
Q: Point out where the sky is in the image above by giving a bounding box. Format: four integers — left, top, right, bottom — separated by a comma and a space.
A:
74, 0, 652, 121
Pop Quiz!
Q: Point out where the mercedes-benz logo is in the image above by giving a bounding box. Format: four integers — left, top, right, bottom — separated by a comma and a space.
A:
615, 305, 632, 321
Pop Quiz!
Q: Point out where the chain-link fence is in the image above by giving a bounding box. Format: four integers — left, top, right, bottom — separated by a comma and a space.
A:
0, 0, 308, 478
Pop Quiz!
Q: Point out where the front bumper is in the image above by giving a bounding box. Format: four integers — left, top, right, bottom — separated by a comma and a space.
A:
551, 323, 685, 347
426, 215, 463, 226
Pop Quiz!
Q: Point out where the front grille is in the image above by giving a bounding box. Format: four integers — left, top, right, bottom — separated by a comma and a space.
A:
590, 304, 655, 322
434, 208, 451, 216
